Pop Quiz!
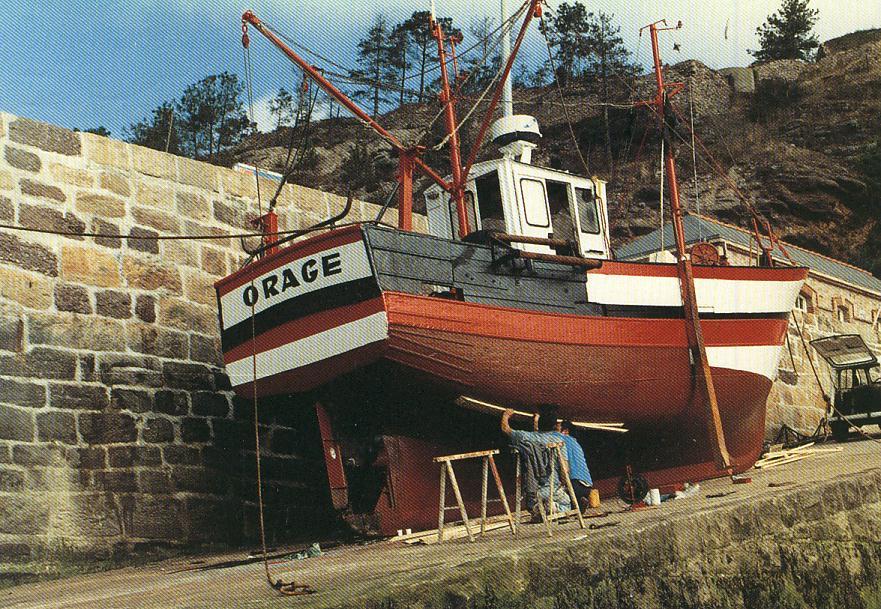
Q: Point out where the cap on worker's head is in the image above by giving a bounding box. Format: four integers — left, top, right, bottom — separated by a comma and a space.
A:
560, 420, 574, 433
536, 404, 558, 432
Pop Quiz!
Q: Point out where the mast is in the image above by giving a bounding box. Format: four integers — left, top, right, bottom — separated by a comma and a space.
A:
641, 21, 732, 472
500, 0, 513, 118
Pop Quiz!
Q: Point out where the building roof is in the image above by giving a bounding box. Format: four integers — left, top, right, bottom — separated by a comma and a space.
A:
615, 214, 881, 296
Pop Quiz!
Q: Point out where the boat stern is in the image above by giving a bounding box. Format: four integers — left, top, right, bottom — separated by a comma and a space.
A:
214, 225, 387, 398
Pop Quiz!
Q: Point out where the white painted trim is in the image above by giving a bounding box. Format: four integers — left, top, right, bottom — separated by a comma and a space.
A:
226, 312, 388, 386
707, 344, 783, 381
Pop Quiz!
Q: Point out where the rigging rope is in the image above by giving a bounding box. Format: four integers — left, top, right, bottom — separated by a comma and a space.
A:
688, 80, 702, 241
538, 10, 590, 175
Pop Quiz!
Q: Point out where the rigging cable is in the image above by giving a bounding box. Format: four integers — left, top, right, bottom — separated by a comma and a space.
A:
688, 79, 702, 241
538, 9, 590, 175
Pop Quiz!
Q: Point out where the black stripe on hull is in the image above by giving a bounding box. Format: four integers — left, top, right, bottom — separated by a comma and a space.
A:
221, 277, 381, 351
601, 304, 791, 320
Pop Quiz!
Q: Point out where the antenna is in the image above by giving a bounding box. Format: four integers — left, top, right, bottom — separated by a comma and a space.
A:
430, 0, 437, 20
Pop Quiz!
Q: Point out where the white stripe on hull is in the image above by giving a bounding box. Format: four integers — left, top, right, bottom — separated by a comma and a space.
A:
220, 240, 373, 329
226, 312, 389, 387
706, 344, 783, 381
587, 274, 803, 314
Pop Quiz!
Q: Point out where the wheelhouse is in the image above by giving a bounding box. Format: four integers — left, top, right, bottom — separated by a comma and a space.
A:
424, 159, 611, 259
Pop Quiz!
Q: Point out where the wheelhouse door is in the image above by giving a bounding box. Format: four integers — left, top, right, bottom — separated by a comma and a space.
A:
510, 169, 554, 254
571, 184, 608, 258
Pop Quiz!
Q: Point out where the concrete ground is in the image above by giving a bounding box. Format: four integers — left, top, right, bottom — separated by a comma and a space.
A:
2, 435, 881, 609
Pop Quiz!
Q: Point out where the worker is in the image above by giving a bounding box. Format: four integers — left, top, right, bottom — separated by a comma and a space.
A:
500, 405, 571, 520
553, 420, 593, 511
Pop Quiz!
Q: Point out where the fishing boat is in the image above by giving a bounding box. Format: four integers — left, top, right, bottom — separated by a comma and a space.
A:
217, 2, 807, 535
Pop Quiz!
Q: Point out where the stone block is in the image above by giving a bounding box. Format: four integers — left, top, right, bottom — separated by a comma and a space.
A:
0, 495, 48, 535
76, 447, 107, 469
0, 405, 34, 441
171, 466, 212, 493
0, 347, 78, 379
142, 417, 174, 444
137, 470, 174, 496
61, 244, 120, 287
213, 199, 251, 228
9, 117, 81, 155
104, 366, 163, 387
19, 203, 84, 239
95, 290, 131, 319
131, 206, 180, 233
0, 316, 23, 352
79, 353, 96, 381
189, 334, 222, 366
97, 352, 160, 374
122, 255, 181, 293
131, 495, 184, 540
0, 232, 58, 276
135, 181, 175, 210
0, 378, 46, 408
175, 191, 210, 221
154, 390, 188, 416
213, 371, 231, 391
12, 443, 71, 466
180, 418, 212, 443
92, 219, 121, 248
99, 171, 131, 197
209, 418, 241, 452
127, 226, 159, 254
191, 392, 229, 417
183, 272, 217, 307
200, 247, 227, 276
186, 221, 230, 247
163, 361, 215, 391
20, 178, 66, 203
75, 191, 126, 218
36, 410, 78, 444
158, 297, 217, 335
4, 145, 41, 172
54, 283, 92, 314
50, 163, 92, 187
29, 312, 124, 351
135, 294, 156, 323
221, 168, 255, 198
0, 266, 54, 309
126, 323, 188, 360
162, 445, 200, 465
108, 445, 161, 468
110, 388, 152, 413
49, 383, 109, 410
0, 170, 13, 191
79, 412, 137, 444
0, 195, 12, 222
92, 470, 138, 492
177, 156, 217, 192
0, 543, 32, 559
0, 468, 26, 492
82, 132, 130, 170
162, 240, 200, 269
132, 145, 177, 180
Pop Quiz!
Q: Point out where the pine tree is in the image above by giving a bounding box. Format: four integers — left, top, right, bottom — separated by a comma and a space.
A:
398, 11, 458, 103
462, 16, 501, 94
269, 87, 295, 130
545, 1, 591, 84
388, 22, 412, 107
124, 102, 180, 155
750, 0, 819, 61
175, 72, 252, 162
356, 14, 395, 117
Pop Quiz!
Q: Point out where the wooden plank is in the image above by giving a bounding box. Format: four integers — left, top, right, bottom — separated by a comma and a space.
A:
756, 454, 807, 469
437, 462, 447, 543
488, 454, 516, 536
445, 461, 474, 542
434, 449, 500, 462
455, 397, 628, 432
480, 457, 488, 536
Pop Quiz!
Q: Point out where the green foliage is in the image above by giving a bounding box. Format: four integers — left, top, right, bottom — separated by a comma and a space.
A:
269, 87, 296, 130
340, 141, 385, 192
396, 11, 459, 104
175, 72, 252, 162
82, 126, 111, 137
355, 14, 396, 117
749, 0, 820, 61
123, 102, 180, 155
748, 78, 804, 123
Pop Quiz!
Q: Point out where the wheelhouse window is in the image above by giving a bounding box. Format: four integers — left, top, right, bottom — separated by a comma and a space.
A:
520, 178, 549, 228
546, 180, 574, 242
575, 187, 600, 234
476, 171, 505, 233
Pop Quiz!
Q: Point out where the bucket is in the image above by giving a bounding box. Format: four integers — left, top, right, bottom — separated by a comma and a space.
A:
588, 488, 601, 509
647, 488, 661, 505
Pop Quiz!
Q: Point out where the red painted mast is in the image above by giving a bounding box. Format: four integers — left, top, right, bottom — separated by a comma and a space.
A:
641, 21, 732, 471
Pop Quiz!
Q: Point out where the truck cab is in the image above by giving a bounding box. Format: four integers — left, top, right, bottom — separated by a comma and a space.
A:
810, 334, 881, 441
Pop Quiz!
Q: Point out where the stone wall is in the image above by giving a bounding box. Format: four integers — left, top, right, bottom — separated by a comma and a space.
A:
0, 112, 421, 560
724, 246, 881, 436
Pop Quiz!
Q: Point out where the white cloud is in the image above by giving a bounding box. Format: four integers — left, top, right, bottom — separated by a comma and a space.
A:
250, 93, 276, 133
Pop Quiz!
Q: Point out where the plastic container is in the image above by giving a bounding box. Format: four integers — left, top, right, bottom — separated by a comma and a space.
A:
588, 488, 601, 509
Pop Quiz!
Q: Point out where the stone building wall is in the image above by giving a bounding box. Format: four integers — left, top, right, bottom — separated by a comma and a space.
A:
724, 246, 881, 436
0, 112, 421, 560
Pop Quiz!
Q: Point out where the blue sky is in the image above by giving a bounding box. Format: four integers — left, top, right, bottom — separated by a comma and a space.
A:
2, 0, 878, 136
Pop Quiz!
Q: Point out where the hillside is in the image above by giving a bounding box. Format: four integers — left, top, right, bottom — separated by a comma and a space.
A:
232, 29, 881, 276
